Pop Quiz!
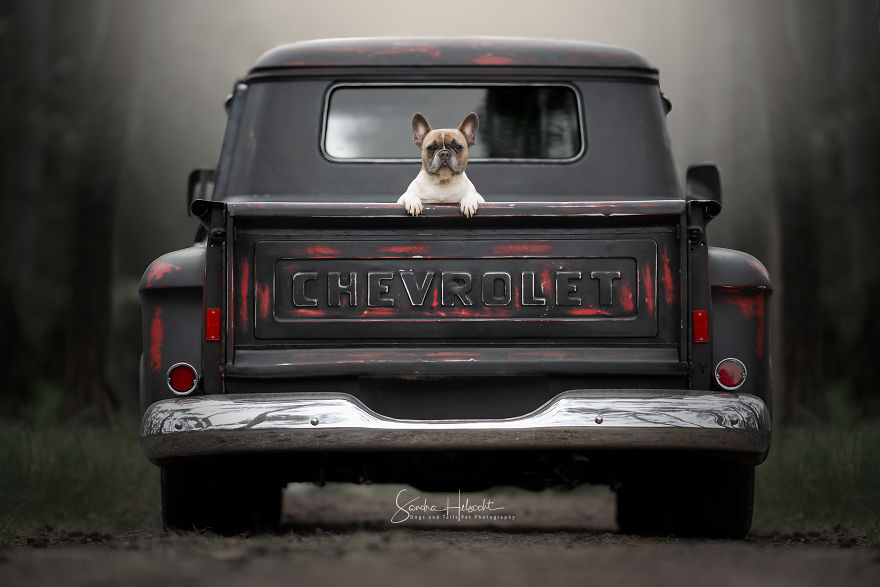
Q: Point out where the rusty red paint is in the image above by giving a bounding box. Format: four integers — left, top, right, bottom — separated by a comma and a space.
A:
437, 307, 516, 318
149, 307, 164, 373
472, 54, 515, 65
720, 289, 766, 358
239, 260, 250, 331
491, 243, 552, 255
618, 281, 634, 313
359, 308, 398, 317
661, 245, 676, 306
540, 270, 553, 303
293, 308, 328, 318
256, 283, 271, 320
305, 245, 340, 257
146, 260, 182, 287
567, 308, 612, 317
379, 245, 430, 255
641, 264, 655, 314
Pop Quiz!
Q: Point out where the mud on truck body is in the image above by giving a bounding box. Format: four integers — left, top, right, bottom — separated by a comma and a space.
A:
139, 38, 772, 537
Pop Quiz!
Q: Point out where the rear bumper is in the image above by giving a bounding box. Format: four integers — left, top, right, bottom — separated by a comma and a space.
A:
140, 390, 771, 463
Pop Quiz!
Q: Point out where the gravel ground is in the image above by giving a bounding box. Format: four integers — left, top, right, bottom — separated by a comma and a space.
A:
2, 485, 878, 587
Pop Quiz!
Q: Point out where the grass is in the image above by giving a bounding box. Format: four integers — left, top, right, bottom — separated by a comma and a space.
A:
0, 416, 161, 544
752, 419, 880, 540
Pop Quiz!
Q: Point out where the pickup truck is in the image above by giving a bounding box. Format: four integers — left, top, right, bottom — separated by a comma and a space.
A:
139, 37, 772, 537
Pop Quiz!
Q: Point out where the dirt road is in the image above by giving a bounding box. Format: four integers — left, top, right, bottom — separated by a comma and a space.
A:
2, 485, 878, 586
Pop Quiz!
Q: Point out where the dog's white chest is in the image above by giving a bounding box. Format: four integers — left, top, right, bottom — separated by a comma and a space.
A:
406, 169, 475, 203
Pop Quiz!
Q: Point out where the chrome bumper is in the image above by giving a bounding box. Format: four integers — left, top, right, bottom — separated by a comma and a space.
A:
140, 390, 771, 462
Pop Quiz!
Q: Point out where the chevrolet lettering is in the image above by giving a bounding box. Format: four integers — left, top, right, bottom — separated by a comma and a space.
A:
289, 269, 625, 310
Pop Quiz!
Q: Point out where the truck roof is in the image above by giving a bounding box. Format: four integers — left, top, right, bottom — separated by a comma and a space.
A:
250, 37, 656, 73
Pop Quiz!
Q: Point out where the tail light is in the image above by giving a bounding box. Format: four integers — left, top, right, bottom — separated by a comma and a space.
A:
714, 358, 747, 391
167, 363, 199, 395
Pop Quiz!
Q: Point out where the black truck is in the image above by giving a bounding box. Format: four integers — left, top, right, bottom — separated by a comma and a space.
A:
139, 38, 772, 537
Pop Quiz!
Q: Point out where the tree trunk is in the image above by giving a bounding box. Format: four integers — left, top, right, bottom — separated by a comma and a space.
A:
753, 0, 831, 424
0, 0, 49, 411
834, 1, 880, 412
64, 1, 143, 422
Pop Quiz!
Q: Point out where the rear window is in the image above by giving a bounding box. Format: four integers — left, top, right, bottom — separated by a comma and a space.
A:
323, 84, 583, 162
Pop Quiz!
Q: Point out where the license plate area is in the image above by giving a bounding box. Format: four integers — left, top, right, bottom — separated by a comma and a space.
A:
253, 239, 658, 340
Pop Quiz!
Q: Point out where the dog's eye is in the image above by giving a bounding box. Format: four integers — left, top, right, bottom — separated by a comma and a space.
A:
427, 145, 436, 152
454, 145, 462, 152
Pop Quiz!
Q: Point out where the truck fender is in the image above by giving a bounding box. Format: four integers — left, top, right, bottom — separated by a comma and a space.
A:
138, 244, 206, 413
709, 247, 772, 411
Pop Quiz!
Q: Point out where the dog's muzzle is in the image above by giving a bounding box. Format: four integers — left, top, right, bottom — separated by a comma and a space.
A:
429, 150, 461, 174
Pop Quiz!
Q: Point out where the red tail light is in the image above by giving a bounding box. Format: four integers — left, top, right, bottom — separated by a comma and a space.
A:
167, 363, 198, 395
714, 358, 747, 390
205, 308, 221, 341
693, 310, 709, 343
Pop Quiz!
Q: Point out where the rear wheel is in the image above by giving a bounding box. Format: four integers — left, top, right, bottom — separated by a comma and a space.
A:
616, 454, 754, 538
161, 461, 283, 534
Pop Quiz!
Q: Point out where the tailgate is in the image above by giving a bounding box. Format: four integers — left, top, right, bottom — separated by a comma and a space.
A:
222, 201, 687, 378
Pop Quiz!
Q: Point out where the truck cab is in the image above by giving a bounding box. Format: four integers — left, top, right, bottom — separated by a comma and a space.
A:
139, 38, 772, 537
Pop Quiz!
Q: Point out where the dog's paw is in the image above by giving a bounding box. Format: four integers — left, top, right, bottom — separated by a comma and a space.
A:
459, 193, 484, 218
398, 193, 423, 216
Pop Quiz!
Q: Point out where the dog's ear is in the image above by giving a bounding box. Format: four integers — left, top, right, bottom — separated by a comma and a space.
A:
412, 113, 432, 148
458, 112, 478, 147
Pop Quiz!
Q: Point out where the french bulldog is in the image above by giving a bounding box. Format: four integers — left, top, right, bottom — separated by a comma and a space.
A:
398, 112, 485, 217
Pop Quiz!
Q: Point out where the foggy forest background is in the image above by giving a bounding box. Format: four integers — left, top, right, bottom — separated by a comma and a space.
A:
0, 0, 878, 427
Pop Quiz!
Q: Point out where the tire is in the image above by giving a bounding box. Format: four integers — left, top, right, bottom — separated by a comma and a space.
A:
616, 454, 754, 539
161, 461, 283, 534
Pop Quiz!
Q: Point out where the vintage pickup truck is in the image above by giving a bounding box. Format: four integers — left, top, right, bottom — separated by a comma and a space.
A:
139, 38, 772, 537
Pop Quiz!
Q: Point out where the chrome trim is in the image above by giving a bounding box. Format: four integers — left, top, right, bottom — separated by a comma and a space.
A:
223, 200, 688, 218
319, 82, 586, 164
140, 390, 771, 461
715, 357, 748, 391
166, 363, 199, 396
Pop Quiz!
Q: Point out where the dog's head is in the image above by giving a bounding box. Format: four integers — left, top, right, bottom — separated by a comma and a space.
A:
412, 112, 478, 178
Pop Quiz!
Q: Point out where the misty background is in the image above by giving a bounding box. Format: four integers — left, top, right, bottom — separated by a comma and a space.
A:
0, 0, 878, 425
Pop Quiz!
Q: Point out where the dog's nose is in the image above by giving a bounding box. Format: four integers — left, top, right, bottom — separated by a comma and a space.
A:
439, 150, 451, 160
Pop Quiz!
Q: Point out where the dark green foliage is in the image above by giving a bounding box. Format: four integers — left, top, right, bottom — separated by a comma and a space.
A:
753, 421, 880, 540
0, 417, 161, 544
